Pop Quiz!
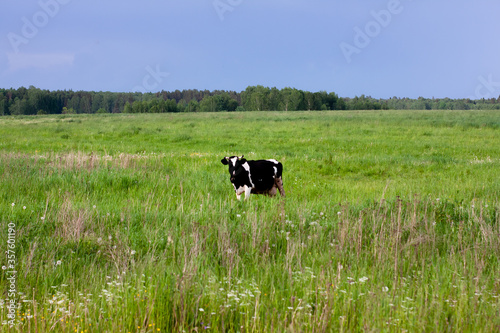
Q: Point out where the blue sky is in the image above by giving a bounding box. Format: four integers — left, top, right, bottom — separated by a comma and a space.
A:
2, 0, 500, 99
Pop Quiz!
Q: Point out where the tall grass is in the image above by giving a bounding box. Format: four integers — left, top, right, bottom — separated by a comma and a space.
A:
1, 110, 499, 331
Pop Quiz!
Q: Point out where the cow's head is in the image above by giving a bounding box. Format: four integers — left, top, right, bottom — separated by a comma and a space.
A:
221, 155, 246, 181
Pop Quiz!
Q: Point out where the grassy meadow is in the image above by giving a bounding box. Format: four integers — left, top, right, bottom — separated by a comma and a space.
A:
0, 110, 499, 332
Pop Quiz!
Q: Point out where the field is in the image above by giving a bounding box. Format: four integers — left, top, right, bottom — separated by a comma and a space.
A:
1, 110, 499, 332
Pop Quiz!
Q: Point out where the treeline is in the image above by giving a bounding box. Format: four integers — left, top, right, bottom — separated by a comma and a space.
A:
1, 85, 500, 115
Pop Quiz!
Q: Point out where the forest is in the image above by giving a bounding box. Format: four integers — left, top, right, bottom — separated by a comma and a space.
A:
1, 85, 500, 115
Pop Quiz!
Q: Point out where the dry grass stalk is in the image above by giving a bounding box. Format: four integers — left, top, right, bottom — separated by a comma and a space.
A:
217, 223, 240, 279
0, 151, 163, 171
56, 196, 93, 242
24, 241, 38, 279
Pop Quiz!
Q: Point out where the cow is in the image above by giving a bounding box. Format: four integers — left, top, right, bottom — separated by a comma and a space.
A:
221, 155, 285, 200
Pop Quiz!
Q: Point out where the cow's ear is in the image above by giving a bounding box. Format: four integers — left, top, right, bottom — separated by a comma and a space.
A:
240, 157, 247, 163
221, 157, 229, 165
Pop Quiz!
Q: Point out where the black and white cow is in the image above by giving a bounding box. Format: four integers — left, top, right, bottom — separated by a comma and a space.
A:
221, 155, 285, 200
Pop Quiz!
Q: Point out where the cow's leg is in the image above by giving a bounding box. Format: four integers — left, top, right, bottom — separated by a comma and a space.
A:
244, 185, 252, 200
235, 185, 245, 201
267, 185, 277, 197
275, 177, 285, 197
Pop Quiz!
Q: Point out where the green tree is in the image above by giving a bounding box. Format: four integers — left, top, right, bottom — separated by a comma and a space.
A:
91, 93, 104, 113
187, 99, 199, 112
199, 95, 218, 112
0, 98, 5, 116
149, 99, 160, 113
132, 101, 145, 113
9, 97, 27, 115
80, 95, 92, 113
123, 102, 133, 113
326, 92, 340, 110
165, 99, 178, 112
280, 87, 303, 111
268, 87, 281, 111
67, 95, 80, 113
26, 86, 42, 115
62, 107, 76, 114
241, 85, 269, 111
227, 98, 238, 111
304, 91, 322, 110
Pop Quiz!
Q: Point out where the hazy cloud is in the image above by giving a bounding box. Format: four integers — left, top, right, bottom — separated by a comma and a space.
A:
7, 52, 75, 71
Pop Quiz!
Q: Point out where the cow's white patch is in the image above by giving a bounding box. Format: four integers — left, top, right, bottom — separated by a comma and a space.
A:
234, 185, 252, 201
230, 156, 238, 167
273, 166, 277, 177
235, 185, 245, 195
267, 159, 279, 164
244, 186, 252, 200
235, 185, 245, 200
242, 162, 255, 188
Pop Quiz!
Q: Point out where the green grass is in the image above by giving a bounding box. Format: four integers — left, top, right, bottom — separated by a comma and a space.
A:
0, 110, 499, 332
